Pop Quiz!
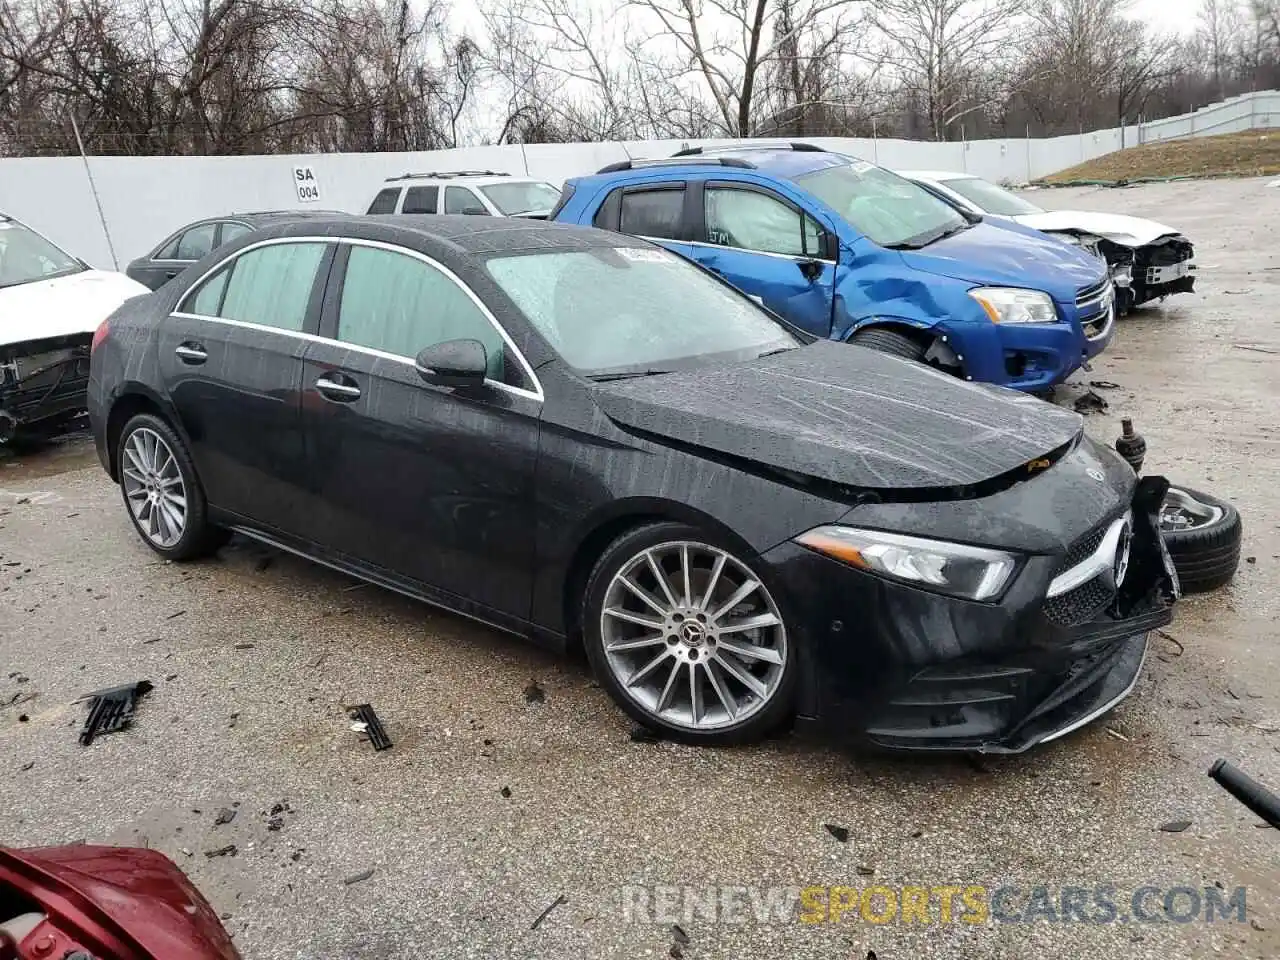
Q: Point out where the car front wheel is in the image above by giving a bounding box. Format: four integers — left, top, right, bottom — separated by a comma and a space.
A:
117, 412, 224, 561
583, 522, 797, 745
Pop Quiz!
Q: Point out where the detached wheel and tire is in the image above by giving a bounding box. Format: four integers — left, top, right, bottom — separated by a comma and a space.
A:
117, 413, 226, 561
582, 522, 797, 745
1160, 485, 1243, 594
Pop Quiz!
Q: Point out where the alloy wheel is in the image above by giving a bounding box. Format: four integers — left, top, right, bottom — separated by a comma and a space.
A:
599, 541, 789, 732
121, 427, 188, 548
1160, 486, 1224, 532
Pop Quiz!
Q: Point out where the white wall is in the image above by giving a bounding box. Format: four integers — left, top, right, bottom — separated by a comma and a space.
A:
2, 91, 1276, 271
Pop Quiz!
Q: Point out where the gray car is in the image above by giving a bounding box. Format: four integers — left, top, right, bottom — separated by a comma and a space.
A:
125, 211, 345, 291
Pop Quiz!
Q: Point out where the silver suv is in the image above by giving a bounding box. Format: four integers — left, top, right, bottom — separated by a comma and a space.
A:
365, 171, 563, 219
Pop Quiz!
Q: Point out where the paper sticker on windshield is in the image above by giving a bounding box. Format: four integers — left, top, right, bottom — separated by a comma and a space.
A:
617, 247, 674, 263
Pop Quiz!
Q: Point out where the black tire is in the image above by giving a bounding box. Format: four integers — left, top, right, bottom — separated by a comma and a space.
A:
581, 521, 798, 746
1160, 485, 1242, 594
850, 326, 926, 362
116, 412, 227, 561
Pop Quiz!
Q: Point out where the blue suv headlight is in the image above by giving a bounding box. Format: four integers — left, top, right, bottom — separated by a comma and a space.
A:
969, 287, 1058, 324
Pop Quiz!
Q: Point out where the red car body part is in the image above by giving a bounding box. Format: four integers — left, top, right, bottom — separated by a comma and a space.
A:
0, 845, 239, 960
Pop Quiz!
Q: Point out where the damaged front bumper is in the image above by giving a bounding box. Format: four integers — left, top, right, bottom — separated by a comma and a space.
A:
0, 335, 91, 442
772, 476, 1179, 753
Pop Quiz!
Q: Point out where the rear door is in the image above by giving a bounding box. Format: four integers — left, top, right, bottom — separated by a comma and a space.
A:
590, 182, 696, 261
401, 185, 440, 214
159, 239, 335, 531
689, 180, 837, 337
296, 240, 542, 618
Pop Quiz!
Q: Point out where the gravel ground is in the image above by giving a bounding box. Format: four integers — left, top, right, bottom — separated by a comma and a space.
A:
2, 177, 1278, 960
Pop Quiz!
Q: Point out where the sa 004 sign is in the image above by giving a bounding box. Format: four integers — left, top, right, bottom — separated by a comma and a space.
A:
293, 165, 322, 203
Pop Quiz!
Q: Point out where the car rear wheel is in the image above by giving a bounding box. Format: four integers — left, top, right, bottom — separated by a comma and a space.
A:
1160, 485, 1242, 594
850, 326, 927, 362
117, 413, 224, 561
582, 522, 797, 745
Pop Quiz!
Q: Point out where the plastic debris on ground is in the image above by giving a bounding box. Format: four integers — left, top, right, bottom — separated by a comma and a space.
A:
78, 680, 154, 745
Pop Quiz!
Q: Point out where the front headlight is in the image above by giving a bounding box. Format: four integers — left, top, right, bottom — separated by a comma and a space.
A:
968, 287, 1058, 324
795, 526, 1018, 601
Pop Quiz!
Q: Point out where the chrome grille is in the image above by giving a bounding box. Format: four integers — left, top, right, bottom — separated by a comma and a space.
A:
1044, 574, 1116, 626
1054, 525, 1108, 576
1075, 280, 1114, 342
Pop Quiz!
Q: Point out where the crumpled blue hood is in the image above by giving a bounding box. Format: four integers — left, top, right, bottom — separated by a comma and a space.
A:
898, 219, 1106, 302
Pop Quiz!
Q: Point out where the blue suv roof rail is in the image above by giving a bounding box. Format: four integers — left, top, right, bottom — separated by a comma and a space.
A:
671, 142, 826, 157
595, 156, 756, 174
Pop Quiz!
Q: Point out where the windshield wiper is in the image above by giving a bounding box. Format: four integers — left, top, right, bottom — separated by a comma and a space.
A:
588, 369, 675, 382
756, 346, 795, 359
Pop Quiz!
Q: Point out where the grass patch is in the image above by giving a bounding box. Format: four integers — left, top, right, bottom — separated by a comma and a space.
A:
1040, 131, 1280, 184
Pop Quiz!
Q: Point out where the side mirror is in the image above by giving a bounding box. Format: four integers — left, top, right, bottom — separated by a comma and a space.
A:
461, 206, 489, 216
415, 339, 488, 387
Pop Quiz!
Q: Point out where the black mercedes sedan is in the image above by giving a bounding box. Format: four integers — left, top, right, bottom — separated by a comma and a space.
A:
87, 215, 1178, 750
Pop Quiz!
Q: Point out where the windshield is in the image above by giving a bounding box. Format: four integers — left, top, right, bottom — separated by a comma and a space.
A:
486, 246, 802, 378
478, 182, 563, 216
943, 177, 1044, 216
0, 218, 85, 289
797, 160, 970, 248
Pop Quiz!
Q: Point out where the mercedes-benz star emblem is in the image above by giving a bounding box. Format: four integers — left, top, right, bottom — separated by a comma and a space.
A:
1087, 468, 1106, 483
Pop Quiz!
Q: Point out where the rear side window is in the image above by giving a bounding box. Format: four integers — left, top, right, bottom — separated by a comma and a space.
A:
620, 189, 684, 239
367, 188, 401, 214
220, 222, 252, 244
336, 245, 511, 383
402, 186, 439, 214
444, 187, 488, 215
180, 242, 326, 332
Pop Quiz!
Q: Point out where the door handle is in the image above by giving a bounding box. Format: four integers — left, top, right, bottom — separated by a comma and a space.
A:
174, 343, 207, 364
165, 270, 179, 280
314, 374, 361, 402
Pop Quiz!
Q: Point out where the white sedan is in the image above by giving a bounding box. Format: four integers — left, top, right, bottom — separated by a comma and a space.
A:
897, 170, 1196, 314
1, 213, 149, 443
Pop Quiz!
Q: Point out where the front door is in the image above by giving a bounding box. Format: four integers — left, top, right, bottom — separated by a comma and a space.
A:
296, 241, 542, 620
689, 181, 837, 337
159, 240, 334, 531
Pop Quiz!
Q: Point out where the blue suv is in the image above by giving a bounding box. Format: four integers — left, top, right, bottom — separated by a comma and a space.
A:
551, 144, 1114, 391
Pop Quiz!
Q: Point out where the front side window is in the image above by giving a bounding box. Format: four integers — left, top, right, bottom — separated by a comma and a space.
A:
402, 186, 439, 214
619, 189, 684, 239
367, 188, 400, 215
478, 181, 562, 216
180, 242, 326, 333
444, 187, 488, 215
486, 245, 800, 378
336, 245, 509, 382
175, 223, 217, 261
941, 177, 1043, 217
704, 187, 826, 258
797, 160, 970, 249
0, 218, 84, 289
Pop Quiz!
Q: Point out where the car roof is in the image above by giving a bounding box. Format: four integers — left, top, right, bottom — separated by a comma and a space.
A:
575, 146, 854, 187
380, 173, 544, 186
260, 213, 642, 257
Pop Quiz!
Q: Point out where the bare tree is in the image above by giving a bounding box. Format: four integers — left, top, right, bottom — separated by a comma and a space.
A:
1198, 0, 1245, 98
627, 0, 864, 137
870, 0, 1023, 140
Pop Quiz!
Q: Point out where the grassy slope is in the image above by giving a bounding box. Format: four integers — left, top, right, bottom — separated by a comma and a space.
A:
1040, 130, 1280, 183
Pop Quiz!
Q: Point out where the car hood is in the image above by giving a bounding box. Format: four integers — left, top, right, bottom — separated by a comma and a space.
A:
896, 219, 1105, 302
0, 269, 149, 348
590, 340, 1084, 492
1009, 210, 1182, 247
